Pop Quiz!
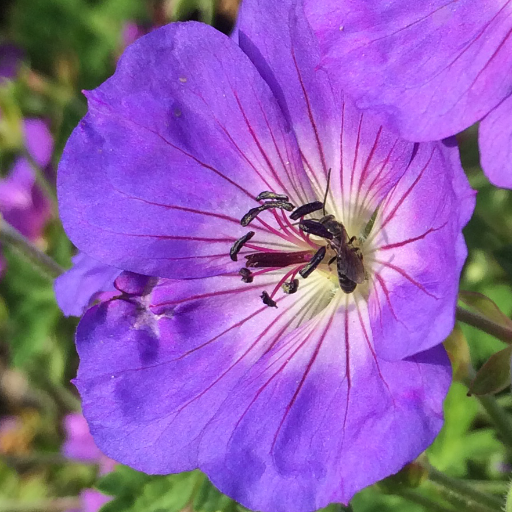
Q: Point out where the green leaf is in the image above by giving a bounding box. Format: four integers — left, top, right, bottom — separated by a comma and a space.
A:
98, 467, 230, 512
468, 345, 512, 396
459, 291, 512, 331
193, 475, 240, 512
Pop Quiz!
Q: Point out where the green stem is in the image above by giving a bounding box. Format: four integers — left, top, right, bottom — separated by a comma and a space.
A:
427, 466, 503, 511
456, 305, 512, 344
465, 480, 511, 495
0, 497, 81, 512
475, 392, 512, 450
397, 489, 455, 512
461, 366, 512, 450
0, 219, 64, 279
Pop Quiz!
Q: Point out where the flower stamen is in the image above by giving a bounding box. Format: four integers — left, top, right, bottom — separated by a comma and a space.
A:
235, 190, 368, 307
298, 246, 326, 278
230, 231, 255, 261
241, 201, 295, 227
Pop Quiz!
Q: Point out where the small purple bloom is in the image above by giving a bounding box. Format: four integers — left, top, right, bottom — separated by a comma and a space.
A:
62, 413, 115, 512
62, 413, 106, 463
0, 119, 53, 242
0, 43, 24, 81
121, 22, 150, 48
305, 0, 512, 189
58, 0, 475, 510
54, 252, 121, 317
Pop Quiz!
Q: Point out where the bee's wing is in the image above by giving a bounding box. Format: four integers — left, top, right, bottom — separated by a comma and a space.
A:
337, 245, 366, 284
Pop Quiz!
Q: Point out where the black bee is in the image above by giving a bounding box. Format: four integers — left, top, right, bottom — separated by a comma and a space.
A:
295, 211, 366, 293
320, 215, 365, 294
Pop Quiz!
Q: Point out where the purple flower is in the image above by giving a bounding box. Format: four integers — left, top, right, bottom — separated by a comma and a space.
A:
54, 252, 121, 317
62, 413, 115, 512
305, 0, 512, 189
58, 0, 475, 510
0, 118, 53, 261
121, 22, 150, 49
0, 43, 23, 81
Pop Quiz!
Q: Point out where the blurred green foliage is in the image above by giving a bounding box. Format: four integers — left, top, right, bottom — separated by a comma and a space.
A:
0, 0, 511, 511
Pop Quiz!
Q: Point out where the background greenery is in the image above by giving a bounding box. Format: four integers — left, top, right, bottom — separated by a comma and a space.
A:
0, 0, 510, 511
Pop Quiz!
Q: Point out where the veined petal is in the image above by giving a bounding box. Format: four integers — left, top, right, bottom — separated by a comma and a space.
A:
367, 140, 476, 360
54, 252, 122, 317
75, 273, 450, 512
238, 0, 415, 233
479, 95, 512, 189
75, 271, 337, 473
305, 0, 512, 141
58, 22, 314, 279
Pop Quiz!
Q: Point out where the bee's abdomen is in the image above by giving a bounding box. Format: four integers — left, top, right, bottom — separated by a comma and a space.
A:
338, 273, 357, 294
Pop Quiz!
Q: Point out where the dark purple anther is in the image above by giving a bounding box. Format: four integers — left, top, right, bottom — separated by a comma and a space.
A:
241, 201, 295, 226
256, 191, 289, 201
299, 246, 326, 278
230, 231, 255, 261
261, 291, 277, 308
290, 201, 323, 220
299, 219, 333, 240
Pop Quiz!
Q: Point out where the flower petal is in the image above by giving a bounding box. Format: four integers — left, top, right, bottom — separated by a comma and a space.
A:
58, 22, 313, 279
23, 119, 53, 167
0, 159, 52, 241
479, 95, 512, 189
305, 0, 512, 141
0, 43, 23, 81
75, 270, 336, 470
75, 273, 450, 512
367, 140, 475, 360
62, 413, 105, 462
54, 252, 121, 317
237, 0, 416, 232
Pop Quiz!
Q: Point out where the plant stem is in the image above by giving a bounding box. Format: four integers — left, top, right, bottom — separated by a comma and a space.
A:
397, 489, 455, 512
427, 465, 503, 511
475, 392, 512, 449
461, 366, 512, 450
0, 497, 81, 512
456, 305, 512, 344
0, 218, 64, 279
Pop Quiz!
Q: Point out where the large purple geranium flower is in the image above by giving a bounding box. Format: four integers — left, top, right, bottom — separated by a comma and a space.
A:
304, 0, 512, 189
58, 0, 475, 510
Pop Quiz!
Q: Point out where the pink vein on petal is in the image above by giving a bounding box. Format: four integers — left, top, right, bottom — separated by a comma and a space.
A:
372, 259, 441, 299
375, 147, 435, 233
290, 48, 328, 178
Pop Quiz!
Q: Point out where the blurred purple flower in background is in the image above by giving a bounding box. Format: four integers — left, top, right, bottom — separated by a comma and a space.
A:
0, 118, 53, 273
305, 0, 512, 189
0, 43, 24, 82
62, 413, 114, 512
121, 22, 149, 48
58, 0, 475, 510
